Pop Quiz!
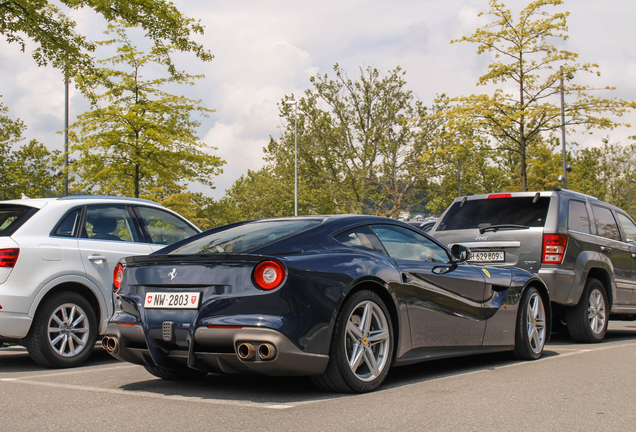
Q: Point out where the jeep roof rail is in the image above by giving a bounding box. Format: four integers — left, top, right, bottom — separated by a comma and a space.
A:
554, 188, 599, 201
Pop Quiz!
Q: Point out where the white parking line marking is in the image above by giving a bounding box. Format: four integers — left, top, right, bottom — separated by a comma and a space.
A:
0, 378, 300, 410
5, 364, 139, 380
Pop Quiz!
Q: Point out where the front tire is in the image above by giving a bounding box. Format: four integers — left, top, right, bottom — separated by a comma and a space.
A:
144, 365, 208, 380
566, 278, 608, 343
26, 291, 98, 368
513, 287, 547, 360
312, 290, 394, 393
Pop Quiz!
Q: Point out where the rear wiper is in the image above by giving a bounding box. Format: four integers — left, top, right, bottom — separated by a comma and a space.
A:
479, 224, 530, 234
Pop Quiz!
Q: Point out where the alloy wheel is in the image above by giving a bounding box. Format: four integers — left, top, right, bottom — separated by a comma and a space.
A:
47, 303, 90, 357
587, 288, 606, 335
526, 292, 546, 354
344, 300, 390, 382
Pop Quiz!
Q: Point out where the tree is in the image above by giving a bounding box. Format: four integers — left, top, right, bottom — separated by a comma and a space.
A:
209, 167, 295, 226
161, 192, 214, 231
8, 139, 61, 198
68, 25, 224, 200
446, 0, 634, 191
215, 65, 450, 222
1, 0, 212, 78
421, 133, 514, 214
0, 98, 61, 199
568, 138, 636, 211
270, 65, 441, 218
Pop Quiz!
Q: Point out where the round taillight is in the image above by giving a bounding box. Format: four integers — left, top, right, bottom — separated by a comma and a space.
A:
253, 261, 286, 290
113, 263, 125, 293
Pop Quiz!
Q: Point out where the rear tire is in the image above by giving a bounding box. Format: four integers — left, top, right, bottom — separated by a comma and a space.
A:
26, 291, 98, 368
513, 287, 547, 360
144, 365, 208, 380
311, 290, 393, 393
566, 278, 608, 343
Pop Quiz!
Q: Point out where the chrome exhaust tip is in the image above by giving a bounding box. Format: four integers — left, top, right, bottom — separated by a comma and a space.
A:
101, 337, 111, 351
258, 343, 276, 361
107, 337, 118, 353
237, 343, 256, 360
102, 336, 118, 353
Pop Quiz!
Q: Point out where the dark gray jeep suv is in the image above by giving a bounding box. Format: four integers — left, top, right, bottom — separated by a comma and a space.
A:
430, 189, 636, 343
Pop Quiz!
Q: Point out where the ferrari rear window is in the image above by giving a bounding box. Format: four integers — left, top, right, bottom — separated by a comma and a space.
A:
0, 205, 39, 236
168, 220, 321, 255
437, 197, 551, 231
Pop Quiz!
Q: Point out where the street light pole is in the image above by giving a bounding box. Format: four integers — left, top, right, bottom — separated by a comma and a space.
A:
458, 157, 461, 197
285, 100, 298, 216
457, 144, 466, 197
560, 66, 568, 189
629, 172, 634, 218
64, 76, 69, 196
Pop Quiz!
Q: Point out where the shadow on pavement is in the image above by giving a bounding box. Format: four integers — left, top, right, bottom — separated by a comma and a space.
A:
117, 350, 529, 404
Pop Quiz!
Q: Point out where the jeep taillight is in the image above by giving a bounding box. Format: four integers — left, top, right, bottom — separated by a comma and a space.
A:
0, 248, 19, 268
542, 234, 567, 264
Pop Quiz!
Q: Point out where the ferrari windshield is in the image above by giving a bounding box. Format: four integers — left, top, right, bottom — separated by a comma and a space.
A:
168, 219, 321, 255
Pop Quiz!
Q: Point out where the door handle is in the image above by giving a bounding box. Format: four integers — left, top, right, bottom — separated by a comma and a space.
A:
600, 246, 612, 254
402, 273, 412, 283
88, 254, 107, 264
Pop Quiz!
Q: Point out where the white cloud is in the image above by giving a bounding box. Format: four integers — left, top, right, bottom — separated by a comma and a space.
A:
2, 0, 636, 199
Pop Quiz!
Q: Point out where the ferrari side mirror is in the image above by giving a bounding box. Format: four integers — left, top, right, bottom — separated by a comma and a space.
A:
451, 244, 471, 263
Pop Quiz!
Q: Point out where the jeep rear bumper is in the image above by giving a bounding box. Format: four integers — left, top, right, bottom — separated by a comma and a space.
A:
538, 268, 578, 305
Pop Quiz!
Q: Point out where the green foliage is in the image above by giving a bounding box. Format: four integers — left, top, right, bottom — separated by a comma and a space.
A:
68, 24, 224, 200
0, 0, 212, 79
568, 139, 636, 214
526, 140, 565, 191
445, 0, 634, 191
208, 167, 295, 226
0, 99, 61, 199
419, 120, 516, 214
161, 192, 214, 231
240, 64, 442, 219
8, 139, 62, 198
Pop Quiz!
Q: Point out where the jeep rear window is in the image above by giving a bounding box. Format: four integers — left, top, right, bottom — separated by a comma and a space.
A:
436, 197, 551, 231
168, 220, 321, 254
0, 205, 39, 236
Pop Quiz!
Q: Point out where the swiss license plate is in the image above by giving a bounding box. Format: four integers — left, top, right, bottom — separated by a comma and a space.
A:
469, 251, 505, 262
144, 292, 201, 309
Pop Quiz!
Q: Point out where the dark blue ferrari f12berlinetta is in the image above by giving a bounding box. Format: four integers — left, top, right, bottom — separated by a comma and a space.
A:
104, 215, 551, 393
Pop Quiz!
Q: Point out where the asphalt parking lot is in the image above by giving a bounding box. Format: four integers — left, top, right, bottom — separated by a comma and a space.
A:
2, 322, 636, 432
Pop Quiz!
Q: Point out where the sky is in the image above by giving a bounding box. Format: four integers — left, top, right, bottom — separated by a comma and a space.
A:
1, 0, 636, 199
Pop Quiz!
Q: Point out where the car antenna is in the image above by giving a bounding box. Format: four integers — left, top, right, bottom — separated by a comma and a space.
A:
460, 196, 468, 207
532, 192, 540, 203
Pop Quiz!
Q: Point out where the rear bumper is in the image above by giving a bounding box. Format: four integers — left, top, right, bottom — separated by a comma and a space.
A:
0, 312, 32, 339
537, 268, 578, 305
104, 323, 329, 376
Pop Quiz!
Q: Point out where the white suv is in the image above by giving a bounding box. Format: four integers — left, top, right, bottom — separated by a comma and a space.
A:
0, 196, 200, 367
